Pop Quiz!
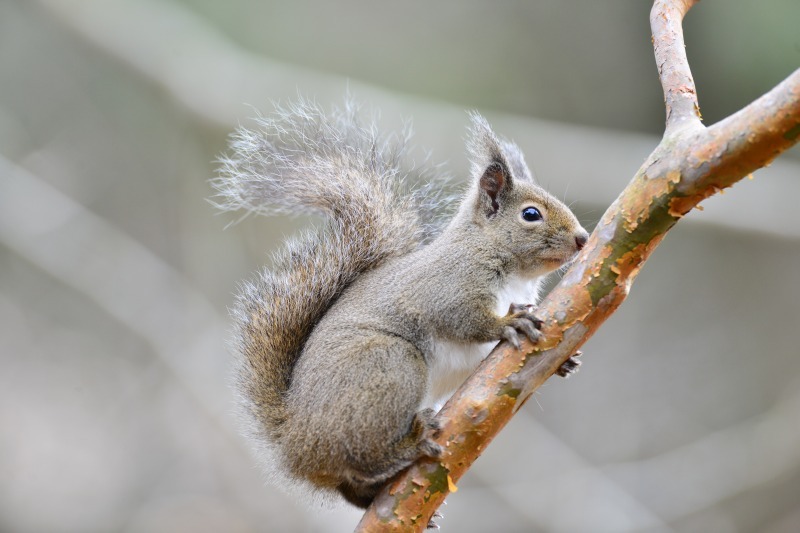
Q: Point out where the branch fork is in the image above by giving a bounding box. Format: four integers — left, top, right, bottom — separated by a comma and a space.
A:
357, 1, 800, 530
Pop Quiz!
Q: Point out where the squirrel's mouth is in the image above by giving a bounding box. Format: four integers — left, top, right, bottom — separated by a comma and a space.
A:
541, 250, 580, 269
538, 257, 570, 273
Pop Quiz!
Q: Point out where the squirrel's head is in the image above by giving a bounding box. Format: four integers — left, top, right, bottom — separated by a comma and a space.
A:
464, 113, 589, 277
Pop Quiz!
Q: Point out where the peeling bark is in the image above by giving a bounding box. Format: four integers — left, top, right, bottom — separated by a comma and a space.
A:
356, 1, 800, 530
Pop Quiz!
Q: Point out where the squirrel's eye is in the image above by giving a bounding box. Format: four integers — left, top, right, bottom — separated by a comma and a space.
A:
521, 206, 542, 222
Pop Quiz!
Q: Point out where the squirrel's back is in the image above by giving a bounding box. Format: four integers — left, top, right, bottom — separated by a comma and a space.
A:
213, 100, 452, 475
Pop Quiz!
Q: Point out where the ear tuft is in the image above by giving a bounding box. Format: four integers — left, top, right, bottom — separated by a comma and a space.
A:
467, 112, 505, 180
499, 140, 535, 183
468, 112, 514, 217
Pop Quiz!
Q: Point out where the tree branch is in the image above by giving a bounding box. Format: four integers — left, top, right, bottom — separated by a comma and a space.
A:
704, 69, 800, 179
651, 0, 702, 133
356, 1, 800, 530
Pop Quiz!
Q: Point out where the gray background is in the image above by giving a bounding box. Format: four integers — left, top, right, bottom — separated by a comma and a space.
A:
2, 1, 799, 532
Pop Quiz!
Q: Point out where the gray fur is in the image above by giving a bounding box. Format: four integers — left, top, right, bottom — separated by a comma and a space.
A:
215, 100, 588, 508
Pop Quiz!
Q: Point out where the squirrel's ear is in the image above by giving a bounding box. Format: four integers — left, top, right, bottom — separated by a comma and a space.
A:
478, 161, 510, 217
468, 112, 514, 217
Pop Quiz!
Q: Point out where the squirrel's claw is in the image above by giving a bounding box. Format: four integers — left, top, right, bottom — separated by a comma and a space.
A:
419, 439, 443, 459
507, 303, 544, 328
508, 302, 534, 314
556, 351, 583, 378
502, 325, 522, 349
425, 511, 444, 529
416, 408, 443, 437
511, 316, 543, 343
426, 511, 445, 529
414, 409, 443, 458
502, 303, 543, 347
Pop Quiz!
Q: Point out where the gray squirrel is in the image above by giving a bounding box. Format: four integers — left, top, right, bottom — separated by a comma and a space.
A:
214, 99, 589, 509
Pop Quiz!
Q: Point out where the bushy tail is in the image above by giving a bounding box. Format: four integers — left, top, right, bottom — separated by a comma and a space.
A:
213, 99, 451, 448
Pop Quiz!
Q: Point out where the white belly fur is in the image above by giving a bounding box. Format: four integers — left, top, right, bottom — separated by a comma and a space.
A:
422, 274, 543, 410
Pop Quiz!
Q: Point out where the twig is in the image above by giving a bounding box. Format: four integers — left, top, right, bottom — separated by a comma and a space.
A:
651, 0, 703, 133
355, 1, 800, 530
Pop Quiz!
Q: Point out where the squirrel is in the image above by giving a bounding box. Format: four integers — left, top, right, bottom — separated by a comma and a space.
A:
214, 99, 589, 509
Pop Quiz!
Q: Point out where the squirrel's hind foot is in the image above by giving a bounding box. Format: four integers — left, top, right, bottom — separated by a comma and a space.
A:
413, 408, 444, 459
556, 350, 583, 378
339, 408, 444, 508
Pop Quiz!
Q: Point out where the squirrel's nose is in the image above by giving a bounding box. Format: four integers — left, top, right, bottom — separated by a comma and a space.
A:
575, 232, 589, 250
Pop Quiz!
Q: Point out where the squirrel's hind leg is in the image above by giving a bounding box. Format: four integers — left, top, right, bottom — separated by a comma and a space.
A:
287, 331, 442, 507
337, 407, 442, 508
330, 336, 442, 506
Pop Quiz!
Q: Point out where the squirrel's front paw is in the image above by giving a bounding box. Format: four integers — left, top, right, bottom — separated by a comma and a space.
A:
501, 303, 543, 349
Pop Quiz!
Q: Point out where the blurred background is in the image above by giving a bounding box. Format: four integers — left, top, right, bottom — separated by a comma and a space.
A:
2, 0, 799, 531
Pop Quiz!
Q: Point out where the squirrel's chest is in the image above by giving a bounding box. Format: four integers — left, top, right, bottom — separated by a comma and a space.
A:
422, 274, 542, 410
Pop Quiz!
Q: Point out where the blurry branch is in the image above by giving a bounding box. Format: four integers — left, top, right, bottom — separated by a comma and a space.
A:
0, 156, 237, 443
605, 382, 800, 520
31, 0, 368, 128
357, 1, 800, 530
471, 413, 672, 531
34, 0, 800, 240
